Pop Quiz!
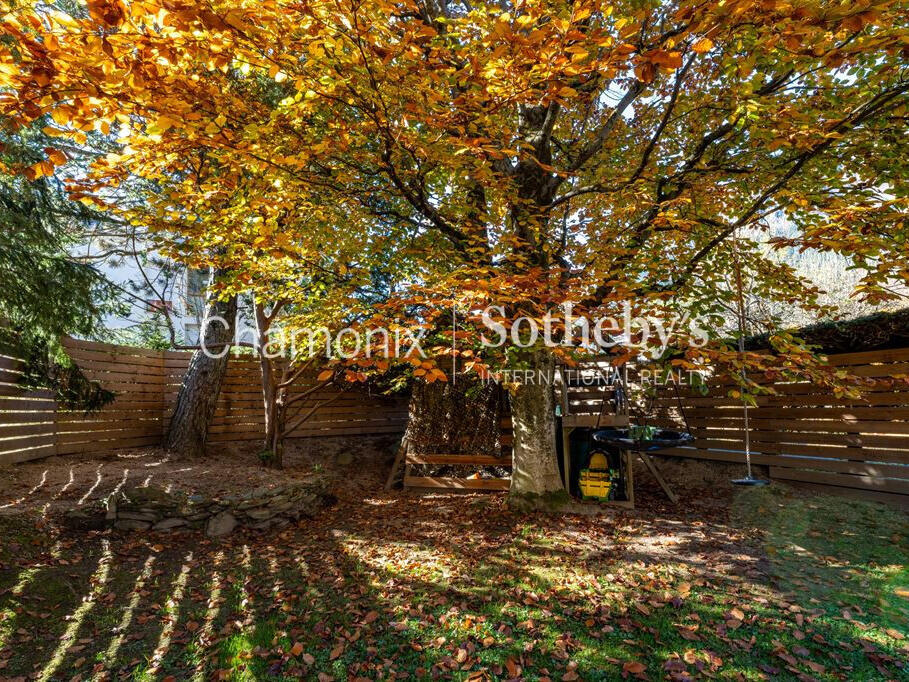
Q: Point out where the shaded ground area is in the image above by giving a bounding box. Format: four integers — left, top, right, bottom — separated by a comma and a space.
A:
0, 437, 907, 681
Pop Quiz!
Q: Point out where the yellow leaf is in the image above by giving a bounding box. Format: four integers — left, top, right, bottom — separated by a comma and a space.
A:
692, 37, 713, 53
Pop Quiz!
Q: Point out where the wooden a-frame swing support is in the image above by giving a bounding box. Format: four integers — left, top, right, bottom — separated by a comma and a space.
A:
385, 359, 677, 505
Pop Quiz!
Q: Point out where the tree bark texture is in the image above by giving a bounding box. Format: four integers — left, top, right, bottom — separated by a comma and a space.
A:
508, 350, 564, 501
164, 289, 237, 458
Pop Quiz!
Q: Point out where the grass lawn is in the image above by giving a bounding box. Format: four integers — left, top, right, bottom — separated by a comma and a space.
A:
1, 462, 907, 681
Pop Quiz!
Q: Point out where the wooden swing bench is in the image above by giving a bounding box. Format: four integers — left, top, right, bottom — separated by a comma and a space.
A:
392, 419, 515, 491
402, 454, 512, 491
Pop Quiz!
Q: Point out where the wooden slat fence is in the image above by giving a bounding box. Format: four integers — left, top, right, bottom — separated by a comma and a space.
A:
3, 337, 909, 505
0, 337, 407, 465
647, 347, 909, 505
0, 352, 57, 463
205, 358, 408, 443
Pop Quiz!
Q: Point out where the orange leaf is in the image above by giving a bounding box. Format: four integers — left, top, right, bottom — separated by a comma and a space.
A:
623, 661, 646, 674
692, 37, 713, 53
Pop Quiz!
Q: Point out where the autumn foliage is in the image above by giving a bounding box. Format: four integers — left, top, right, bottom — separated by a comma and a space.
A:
2, 0, 908, 495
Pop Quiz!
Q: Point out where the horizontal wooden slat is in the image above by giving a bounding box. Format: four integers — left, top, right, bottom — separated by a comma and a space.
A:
0, 397, 56, 412
56, 435, 161, 455
0, 356, 24, 372
682, 406, 909, 420
0, 422, 56, 438
827, 347, 909, 366
0, 384, 54, 399
690, 431, 909, 453
206, 423, 406, 442
403, 476, 510, 491
406, 454, 512, 466
0, 368, 22, 383
652, 391, 909, 408
769, 467, 909, 495
0, 433, 56, 451
62, 337, 166, 357
0, 443, 57, 465
647, 416, 909, 435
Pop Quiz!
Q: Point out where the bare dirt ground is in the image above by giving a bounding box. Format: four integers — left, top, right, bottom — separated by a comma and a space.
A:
0, 435, 402, 518
0, 436, 752, 575
0, 437, 906, 680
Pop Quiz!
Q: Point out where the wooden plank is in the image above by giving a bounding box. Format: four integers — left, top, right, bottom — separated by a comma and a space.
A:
403, 476, 510, 491
0, 384, 54, 399
56, 427, 164, 443
55, 406, 165, 420
75, 366, 169, 383
0, 356, 24, 372
211, 396, 392, 410
0, 443, 57, 465
70, 381, 163, 395
0, 411, 56, 424
0, 433, 56, 451
683, 406, 909, 420
56, 435, 161, 455
769, 467, 909, 495
671, 437, 909, 462
655, 447, 909, 476
406, 453, 512, 466
63, 348, 166, 370
206, 423, 406, 442
827, 347, 909, 366
658, 379, 909, 398
652, 391, 909, 408
637, 452, 678, 503
683, 428, 909, 451
647, 416, 909, 435
55, 415, 166, 429
0, 422, 56, 438
0, 397, 57, 412
62, 337, 166, 358
0, 368, 22, 383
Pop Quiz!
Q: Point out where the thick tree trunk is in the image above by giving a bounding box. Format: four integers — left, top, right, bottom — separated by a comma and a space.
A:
508, 350, 566, 508
164, 288, 237, 458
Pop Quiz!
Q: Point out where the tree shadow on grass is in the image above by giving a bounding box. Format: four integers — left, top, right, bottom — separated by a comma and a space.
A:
0, 478, 907, 681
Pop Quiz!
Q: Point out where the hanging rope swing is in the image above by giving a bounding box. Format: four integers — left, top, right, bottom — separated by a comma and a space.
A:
730, 231, 770, 487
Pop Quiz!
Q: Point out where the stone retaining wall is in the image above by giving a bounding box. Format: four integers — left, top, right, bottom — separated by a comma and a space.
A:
65, 481, 332, 537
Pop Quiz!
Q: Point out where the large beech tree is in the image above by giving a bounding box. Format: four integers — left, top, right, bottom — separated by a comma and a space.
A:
3, 0, 908, 504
